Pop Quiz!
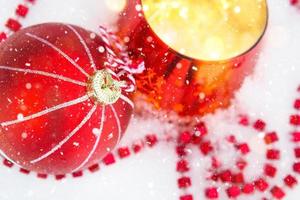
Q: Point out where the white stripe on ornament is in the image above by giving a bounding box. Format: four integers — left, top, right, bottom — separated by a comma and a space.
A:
30, 104, 97, 164
25, 32, 90, 78
66, 24, 97, 72
0, 95, 89, 127
120, 95, 134, 108
72, 105, 106, 172
110, 105, 122, 146
0, 65, 87, 86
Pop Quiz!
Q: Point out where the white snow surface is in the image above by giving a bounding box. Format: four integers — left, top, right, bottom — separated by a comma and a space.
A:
0, 0, 300, 199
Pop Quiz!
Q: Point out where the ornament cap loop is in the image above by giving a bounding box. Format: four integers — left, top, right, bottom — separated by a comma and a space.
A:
88, 69, 123, 105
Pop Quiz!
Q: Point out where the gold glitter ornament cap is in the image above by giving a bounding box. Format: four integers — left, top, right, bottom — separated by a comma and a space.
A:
88, 69, 125, 105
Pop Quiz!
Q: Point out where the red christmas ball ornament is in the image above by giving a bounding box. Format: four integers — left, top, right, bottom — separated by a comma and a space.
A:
0, 23, 136, 174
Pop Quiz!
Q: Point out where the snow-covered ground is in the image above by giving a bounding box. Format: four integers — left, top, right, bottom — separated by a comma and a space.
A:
0, 0, 300, 199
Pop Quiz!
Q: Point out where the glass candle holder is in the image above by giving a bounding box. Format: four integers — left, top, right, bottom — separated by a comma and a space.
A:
117, 0, 268, 116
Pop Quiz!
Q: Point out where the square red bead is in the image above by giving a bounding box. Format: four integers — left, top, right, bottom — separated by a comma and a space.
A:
177, 159, 189, 172
293, 162, 300, 173
264, 164, 277, 177
88, 164, 100, 172
118, 147, 130, 158
226, 186, 241, 198
292, 132, 300, 142
239, 115, 249, 126
3, 159, 14, 168
180, 194, 193, 200
16, 4, 29, 17
227, 135, 237, 143
270, 186, 285, 199
253, 120, 266, 131
55, 174, 66, 180
6, 18, 22, 32
37, 173, 48, 179
266, 149, 280, 160
294, 148, 300, 158
19, 168, 30, 174
72, 171, 83, 178
199, 141, 213, 155
210, 174, 219, 182
220, 170, 233, 183
233, 173, 245, 184
176, 145, 187, 156
242, 183, 255, 194
132, 142, 143, 153
205, 187, 219, 199
179, 131, 192, 144
284, 175, 298, 188
145, 134, 158, 147
194, 122, 208, 137
102, 153, 116, 165
236, 143, 250, 155
290, 115, 300, 126
178, 177, 192, 188
264, 132, 279, 144
255, 178, 269, 191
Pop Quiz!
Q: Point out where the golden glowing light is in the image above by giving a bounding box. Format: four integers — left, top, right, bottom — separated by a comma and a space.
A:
142, 0, 268, 61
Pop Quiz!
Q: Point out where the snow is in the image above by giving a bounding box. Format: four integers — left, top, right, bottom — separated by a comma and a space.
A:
0, 0, 300, 199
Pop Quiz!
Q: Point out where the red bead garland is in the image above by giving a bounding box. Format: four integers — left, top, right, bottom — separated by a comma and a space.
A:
0, 0, 35, 43
0, 82, 299, 198
0, 1, 300, 199
1, 85, 300, 199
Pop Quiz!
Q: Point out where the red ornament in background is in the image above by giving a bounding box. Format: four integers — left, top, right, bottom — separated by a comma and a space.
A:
290, 0, 299, 6
0, 23, 135, 174
117, 0, 268, 116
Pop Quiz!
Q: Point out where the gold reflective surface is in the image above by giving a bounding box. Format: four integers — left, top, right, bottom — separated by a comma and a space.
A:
142, 0, 267, 61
